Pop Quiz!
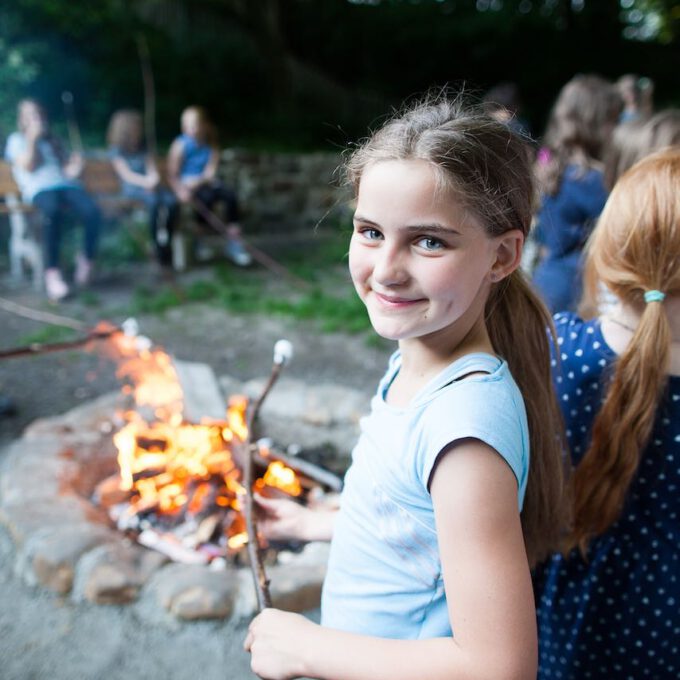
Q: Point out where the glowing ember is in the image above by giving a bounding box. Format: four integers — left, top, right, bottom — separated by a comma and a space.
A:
105, 332, 306, 562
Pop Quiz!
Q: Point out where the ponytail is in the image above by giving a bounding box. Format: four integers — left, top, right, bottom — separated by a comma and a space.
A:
564, 147, 680, 554
565, 303, 670, 554
486, 270, 570, 567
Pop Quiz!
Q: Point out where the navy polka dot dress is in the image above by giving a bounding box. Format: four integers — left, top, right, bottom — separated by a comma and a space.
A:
533, 312, 680, 680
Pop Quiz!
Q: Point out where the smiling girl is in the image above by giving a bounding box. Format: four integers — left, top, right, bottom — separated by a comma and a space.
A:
244, 95, 568, 680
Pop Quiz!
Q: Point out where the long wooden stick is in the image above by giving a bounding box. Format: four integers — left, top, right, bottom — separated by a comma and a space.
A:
190, 198, 311, 290
0, 296, 88, 331
61, 91, 83, 155
136, 34, 157, 160
0, 326, 120, 360
242, 340, 294, 611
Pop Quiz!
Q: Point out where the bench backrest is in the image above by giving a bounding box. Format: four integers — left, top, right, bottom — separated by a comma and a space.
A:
82, 158, 121, 195
0, 156, 169, 201
0, 160, 20, 196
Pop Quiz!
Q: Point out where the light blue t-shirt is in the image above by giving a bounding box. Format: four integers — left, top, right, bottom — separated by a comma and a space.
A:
321, 351, 529, 639
4, 132, 77, 202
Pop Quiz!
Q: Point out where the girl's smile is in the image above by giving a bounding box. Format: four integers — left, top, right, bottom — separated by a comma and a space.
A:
349, 159, 508, 350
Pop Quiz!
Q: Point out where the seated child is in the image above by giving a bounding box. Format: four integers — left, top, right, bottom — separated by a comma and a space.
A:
167, 106, 251, 266
4, 98, 101, 301
107, 109, 178, 269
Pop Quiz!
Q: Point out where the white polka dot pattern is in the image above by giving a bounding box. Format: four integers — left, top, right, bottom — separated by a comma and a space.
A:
534, 312, 680, 679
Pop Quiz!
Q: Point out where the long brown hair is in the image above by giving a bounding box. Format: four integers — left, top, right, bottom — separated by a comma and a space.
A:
604, 108, 680, 190
106, 109, 145, 154
568, 148, 680, 554
344, 94, 569, 567
539, 74, 622, 196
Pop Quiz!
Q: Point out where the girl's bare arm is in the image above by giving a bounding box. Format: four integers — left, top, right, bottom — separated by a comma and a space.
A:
111, 155, 157, 190
166, 138, 191, 201
245, 439, 536, 680
201, 147, 220, 182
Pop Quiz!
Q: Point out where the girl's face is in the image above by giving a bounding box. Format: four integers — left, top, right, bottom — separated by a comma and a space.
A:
181, 110, 203, 139
349, 159, 508, 346
19, 102, 44, 132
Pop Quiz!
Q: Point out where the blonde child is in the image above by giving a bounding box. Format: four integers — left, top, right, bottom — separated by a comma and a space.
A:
534, 148, 680, 678
107, 109, 178, 269
244, 95, 568, 680
167, 106, 251, 266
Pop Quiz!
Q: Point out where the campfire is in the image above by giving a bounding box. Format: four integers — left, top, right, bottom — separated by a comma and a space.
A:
92, 322, 334, 567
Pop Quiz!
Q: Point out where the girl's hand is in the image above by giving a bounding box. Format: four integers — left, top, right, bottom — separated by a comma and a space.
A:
175, 184, 193, 203
64, 152, 83, 179
255, 493, 336, 542
244, 608, 313, 680
255, 493, 312, 542
145, 169, 160, 190
25, 116, 45, 141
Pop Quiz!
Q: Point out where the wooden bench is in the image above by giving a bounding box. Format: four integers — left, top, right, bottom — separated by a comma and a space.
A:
75, 157, 189, 271
0, 155, 231, 284
0, 160, 43, 290
0, 157, 183, 287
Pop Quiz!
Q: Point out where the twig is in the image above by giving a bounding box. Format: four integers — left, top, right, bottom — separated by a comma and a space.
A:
0, 296, 88, 331
0, 326, 121, 360
136, 33, 158, 160
190, 199, 312, 290
61, 91, 83, 155
242, 339, 294, 611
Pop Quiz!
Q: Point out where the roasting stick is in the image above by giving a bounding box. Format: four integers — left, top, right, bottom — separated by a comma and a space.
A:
61, 91, 84, 156
189, 199, 311, 290
241, 339, 294, 611
0, 325, 121, 360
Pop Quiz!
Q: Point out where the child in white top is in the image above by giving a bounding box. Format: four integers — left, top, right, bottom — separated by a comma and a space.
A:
244, 94, 568, 680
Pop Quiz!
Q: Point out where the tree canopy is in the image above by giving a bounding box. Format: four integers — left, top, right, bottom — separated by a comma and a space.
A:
1, 1, 678, 149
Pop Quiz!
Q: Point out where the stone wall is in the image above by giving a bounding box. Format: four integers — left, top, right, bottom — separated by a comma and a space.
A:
218, 149, 352, 233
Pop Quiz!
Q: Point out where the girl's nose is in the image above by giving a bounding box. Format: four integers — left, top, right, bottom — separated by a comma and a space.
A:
373, 246, 409, 287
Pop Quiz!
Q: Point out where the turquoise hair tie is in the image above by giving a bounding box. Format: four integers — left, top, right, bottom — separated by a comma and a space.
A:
644, 290, 665, 303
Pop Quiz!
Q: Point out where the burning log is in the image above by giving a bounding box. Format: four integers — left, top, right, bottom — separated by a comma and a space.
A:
254, 445, 342, 493
138, 529, 210, 565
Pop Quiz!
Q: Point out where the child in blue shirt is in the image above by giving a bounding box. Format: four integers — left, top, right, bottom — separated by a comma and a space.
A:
532, 74, 622, 312
244, 95, 569, 680
167, 106, 251, 266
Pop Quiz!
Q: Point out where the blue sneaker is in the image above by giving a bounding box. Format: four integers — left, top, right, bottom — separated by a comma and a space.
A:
224, 239, 252, 267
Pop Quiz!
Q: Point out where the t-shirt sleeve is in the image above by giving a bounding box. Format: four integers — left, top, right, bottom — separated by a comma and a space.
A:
5, 132, 24, 163
415, 379, 529, 506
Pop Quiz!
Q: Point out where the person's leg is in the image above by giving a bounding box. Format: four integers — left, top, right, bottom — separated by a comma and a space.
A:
33, 189, 63, 270
62, 187, 101, 284
156, 189, 178, 267
33, 189, 69, 300
209, 182, 252, 266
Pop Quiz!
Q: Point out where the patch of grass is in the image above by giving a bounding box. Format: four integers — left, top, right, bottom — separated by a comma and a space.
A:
18, 324, 76, 346
120, 229, 372, 335
185, 279, 220, 302
78, 290, 100, 307
130, 285, 184, 314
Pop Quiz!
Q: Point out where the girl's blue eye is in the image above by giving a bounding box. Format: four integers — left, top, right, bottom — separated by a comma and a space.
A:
417, 237, 445, 251
359, 228, 382, 241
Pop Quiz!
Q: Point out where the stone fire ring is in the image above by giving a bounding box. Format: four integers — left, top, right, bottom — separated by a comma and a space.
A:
0, 391, 330, 622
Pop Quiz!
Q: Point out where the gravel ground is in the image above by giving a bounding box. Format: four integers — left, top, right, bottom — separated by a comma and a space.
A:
0, 258, 393, 680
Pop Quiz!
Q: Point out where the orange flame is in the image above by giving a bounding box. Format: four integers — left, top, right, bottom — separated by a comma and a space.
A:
110, 338, 303, 556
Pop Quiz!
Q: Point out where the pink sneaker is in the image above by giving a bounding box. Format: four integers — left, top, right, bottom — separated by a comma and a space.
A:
45, 268, 69, 302
75, 254, 93, 286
